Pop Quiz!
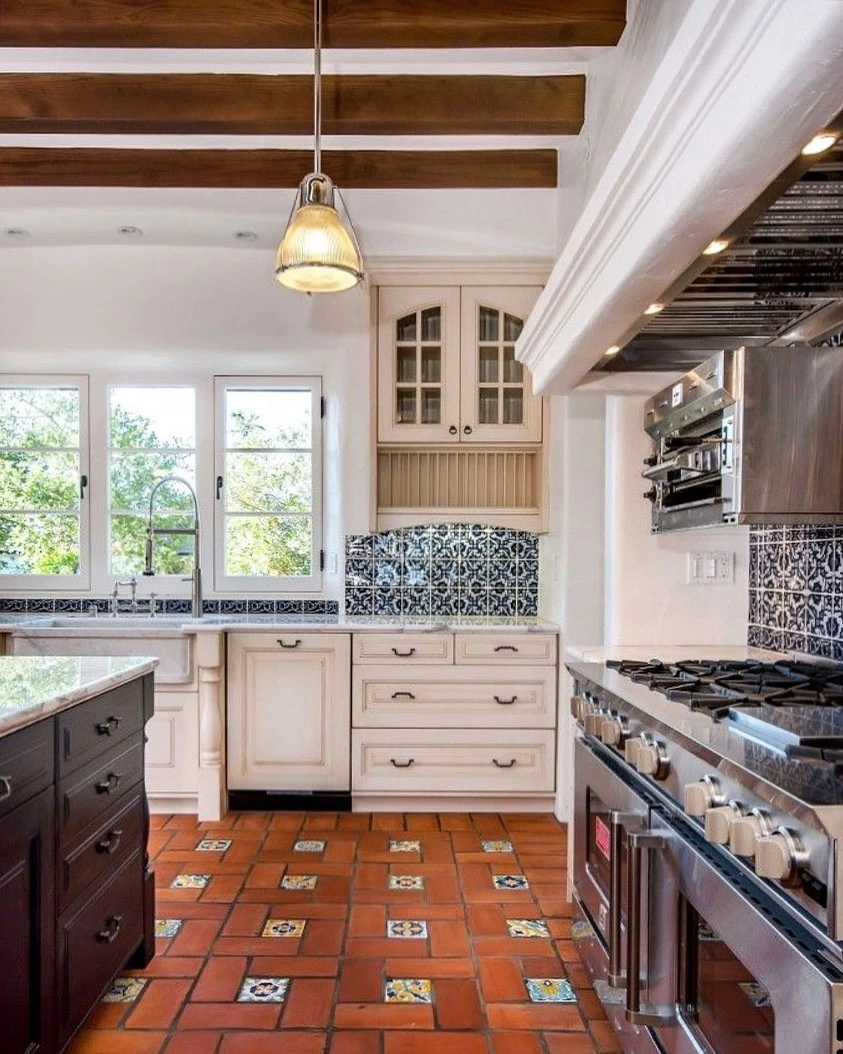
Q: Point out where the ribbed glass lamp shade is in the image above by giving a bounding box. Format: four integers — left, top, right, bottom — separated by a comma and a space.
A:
274, 176, 363, 294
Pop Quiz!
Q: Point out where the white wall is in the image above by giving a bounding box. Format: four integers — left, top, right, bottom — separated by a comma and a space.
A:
603, 395, 749, 647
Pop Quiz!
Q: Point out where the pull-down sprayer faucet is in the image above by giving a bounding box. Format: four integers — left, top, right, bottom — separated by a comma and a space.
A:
143, 475, 202, 618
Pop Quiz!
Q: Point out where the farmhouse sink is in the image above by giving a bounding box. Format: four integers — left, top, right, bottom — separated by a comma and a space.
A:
24, 616, 200, 629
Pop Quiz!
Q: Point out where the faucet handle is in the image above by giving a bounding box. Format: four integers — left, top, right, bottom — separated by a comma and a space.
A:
148, 593, 158, 618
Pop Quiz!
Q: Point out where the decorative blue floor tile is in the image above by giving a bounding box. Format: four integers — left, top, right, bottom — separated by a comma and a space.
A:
389, 874, 424, 890
389, 839, 421, 852
154, 919, 183, 938
237, 976, 290, 1003
387, 919, 428, 939
261, 919, 306, 938
103, 977, 147, 1003
293, 840, 325, 852
507, 918, 550, 938
170, 873, 211, 889
482, 840, 513, 853
195, 838, 231, 851
525, 978, 577, 1004
384, 978, 432, 1003
493, 874, 529, 890
281, 874, 318, 890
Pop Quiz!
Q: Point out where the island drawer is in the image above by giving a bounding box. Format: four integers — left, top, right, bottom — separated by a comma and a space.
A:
58, 678, 145, 776
59, 792, 144, 910
352, 728, 555, 794
0, 721, 53, 820
59, 738, 144, 843
352, 665, 556, 728
57, 849, 144, 1046
454, 632, 557, 665
353, 633, 454, 664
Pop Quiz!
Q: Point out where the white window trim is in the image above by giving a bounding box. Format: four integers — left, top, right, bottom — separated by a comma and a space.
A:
0, 374, 91, 592
214, 376, 323, 594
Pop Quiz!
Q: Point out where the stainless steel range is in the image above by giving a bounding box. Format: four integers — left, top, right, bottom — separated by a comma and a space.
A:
569, 656, 843, 1054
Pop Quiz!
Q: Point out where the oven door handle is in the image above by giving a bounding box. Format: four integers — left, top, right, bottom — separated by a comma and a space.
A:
625, 830, 674, 1027
607, 811, 638, 987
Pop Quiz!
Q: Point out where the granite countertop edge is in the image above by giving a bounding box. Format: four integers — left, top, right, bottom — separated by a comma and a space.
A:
0, 656, 157, 739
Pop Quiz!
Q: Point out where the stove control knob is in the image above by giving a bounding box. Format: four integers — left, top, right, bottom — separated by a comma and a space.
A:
683, 777, 721, 817
729, 811, 770, 858
636, 740, 669, 780
705, 804, 741, 845
624, 736, 644, 766
599, 715, 625, 746
583, 710, 605, 737
755, 829, 803, 884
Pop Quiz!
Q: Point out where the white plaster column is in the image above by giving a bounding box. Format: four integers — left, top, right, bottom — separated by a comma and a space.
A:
195, 631, 225, 821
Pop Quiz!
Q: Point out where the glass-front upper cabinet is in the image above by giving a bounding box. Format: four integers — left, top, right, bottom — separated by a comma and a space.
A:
377, 286, 461, 443
460, 286, 542, 443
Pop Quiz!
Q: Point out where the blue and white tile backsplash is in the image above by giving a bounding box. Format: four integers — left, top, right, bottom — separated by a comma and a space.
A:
345, 524, 539, 617
0, 596, 339, 616
748, 525, 842, 659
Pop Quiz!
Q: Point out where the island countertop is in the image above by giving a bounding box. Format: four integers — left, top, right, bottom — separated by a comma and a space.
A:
0, 654, 157, 738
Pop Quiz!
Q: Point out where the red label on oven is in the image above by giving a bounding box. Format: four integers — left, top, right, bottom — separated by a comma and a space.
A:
595, 817, 611, 860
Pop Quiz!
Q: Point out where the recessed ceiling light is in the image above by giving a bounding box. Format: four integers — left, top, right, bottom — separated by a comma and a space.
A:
234, 230, 258, 241
605, 345, 621, 356
118, 225, 143, 237
3, 227, 30, 237
801, 131, 839, 156
644, 302, 665, 316
703, 238, 730, 255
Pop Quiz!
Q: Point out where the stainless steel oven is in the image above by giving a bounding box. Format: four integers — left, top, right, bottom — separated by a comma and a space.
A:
573, 734, 843, 1054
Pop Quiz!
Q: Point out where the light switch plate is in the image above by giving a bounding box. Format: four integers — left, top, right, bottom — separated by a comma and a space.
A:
688, 550, 734, 585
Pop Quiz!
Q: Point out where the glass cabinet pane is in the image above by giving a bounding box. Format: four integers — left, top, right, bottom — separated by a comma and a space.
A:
420, 307, 441, 342
421, 389, 441, 424
503, 347, 523, 383
503, 312, 524, 342
396, 388, 416, 424
503, 388, 524, 424
396, 313, 417, 342
397, 348, 417, 383
421, 347, 441, 383
478, 306, 499, 342
479, 387, 499, 424
479, 348, 499, 383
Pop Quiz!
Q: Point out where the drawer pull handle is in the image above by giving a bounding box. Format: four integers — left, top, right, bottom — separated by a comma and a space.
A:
391, 691, 416, 700
96, 715, 121, 736
389, 758, 415, 768
391, 647, 417, 657
494, 645, 519, 653
277, 638, 302, 649
493, 758, 517, 769
95, 772, 122, 794
0, 776, 11, 802
494, 695, 518, 705
96, 829, 124, 855
96, 914, 123, 943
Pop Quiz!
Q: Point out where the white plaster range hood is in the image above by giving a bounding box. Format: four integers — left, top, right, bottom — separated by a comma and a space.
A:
516, 0, 843, 394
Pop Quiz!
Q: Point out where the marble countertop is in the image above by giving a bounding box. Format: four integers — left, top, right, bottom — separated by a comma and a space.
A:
4, 615, 558, 635
0, 655, 157, 738
565, 643, 785, 663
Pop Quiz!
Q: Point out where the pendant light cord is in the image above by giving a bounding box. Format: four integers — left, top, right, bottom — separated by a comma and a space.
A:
313, 0, 322, 175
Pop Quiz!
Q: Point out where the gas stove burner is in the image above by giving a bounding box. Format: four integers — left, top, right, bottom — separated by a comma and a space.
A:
786, 737, 843, 764
664, 681, 749, 710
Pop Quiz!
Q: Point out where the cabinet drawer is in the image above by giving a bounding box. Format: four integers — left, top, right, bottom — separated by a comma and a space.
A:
353, 633, 453, 665
59, 739, 144, 844
58, 849, 143, 1046
352, 728, 555, 793
58, 679, 145, 776
454, 632, 557, 665
59, 792, 144, 911
352, 665, 555, 728
0, 722, 53, 821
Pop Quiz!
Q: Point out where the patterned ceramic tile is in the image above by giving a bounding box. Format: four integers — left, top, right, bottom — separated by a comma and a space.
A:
170, 873, 211, 889
507, 918, 549, 938
481, 839, 513, 853
389, 839, 421, 852
384, 978, 433, 1003
195, 838, 231, 852
388, 874, 424, 891
293, 840, 326, 853
280, 874, 318, 891
493, 874, 529, 890
103, 977, 148, 1003
261, 918, 306, 938
739, 981, 772, 1008
237, 977, 290, 1003
387, 919, 428, 939
154, 918, 183, 938
525, 978, 578, 1004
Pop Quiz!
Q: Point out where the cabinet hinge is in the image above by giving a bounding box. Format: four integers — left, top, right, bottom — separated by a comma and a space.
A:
319, 549, 325, 572
320, 397, 326, 418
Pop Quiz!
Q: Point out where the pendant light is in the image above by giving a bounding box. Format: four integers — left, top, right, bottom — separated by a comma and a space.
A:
274, 0, 364, 293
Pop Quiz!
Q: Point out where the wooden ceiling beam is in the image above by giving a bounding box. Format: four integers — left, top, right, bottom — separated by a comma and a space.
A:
0, 148, 558, 189
0, 0, 626, 49
0, 73, 584, 136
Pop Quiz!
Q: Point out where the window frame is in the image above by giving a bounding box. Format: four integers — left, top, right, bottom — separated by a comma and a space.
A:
213, 376, 323, 594
0, 374, 90, 592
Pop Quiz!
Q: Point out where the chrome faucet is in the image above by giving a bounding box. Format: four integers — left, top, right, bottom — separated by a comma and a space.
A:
111, 576, 138, 616
143, 476, 202, 618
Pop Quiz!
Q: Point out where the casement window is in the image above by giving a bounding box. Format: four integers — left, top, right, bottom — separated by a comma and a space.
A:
214, 377, 322, 592
107, 385, 197, 578
0, 376, 90, 589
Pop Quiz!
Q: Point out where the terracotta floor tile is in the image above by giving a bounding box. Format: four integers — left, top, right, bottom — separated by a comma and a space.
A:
220, 1035, 326, 1054
491, 1034, 545, 1054
220, 902, 269, 936
162, 1035, 221, 1054
544, 1036, 597, 1054
589, 1021, 623, 1052
177, 1004, 282, 1031
473, 937, 555, 957
301, 918, 346, 956
487, 1004, 586, 1031
167, 920, 223, 958
346, 937, 425, 957
349, 904, 387, 938
384, 1034, 489, 1054
385, 957, 475, 979
328, 1032, 382, 1054
434, 978, 485, 1030
338, 958, 385, 1002
191, 956, 247, 1002
282, 978, 336, 1028
479, 959, 528, 1003
370, 813, 404, 830
84, 1001, 131, 1029
333, 1004, 435, 1030
249, 955, 339, 977
428, 920, 470, 956
67, 1032, 167, 1054
136, 957, 205, 979
126, 980, 193, 1030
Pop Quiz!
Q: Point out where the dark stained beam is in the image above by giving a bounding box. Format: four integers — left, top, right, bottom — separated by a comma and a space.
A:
0, 148, 558, 189
0, 73, 585, 136
0, 0, 626, 49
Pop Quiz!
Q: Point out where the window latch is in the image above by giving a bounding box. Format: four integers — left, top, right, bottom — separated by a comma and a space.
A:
215, 475, 224, 500
80, 473, 88, 499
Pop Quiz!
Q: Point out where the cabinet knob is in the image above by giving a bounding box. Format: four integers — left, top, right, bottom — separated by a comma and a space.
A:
95, 772, 122, 794
96, 915, 123, 943
463, 425, 473, 434
448, 425, 458, 435
96, 829, 124, 855
96, 715, 121, 736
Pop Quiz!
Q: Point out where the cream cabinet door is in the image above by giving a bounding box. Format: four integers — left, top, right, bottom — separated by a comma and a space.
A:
459, 286, 543, 443
227, 633, 351, 791
377, 286, 462, 443
145, 691, 199, 796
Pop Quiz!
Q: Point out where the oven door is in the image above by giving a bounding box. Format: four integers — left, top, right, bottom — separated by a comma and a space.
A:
573, 737, 678, 1051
